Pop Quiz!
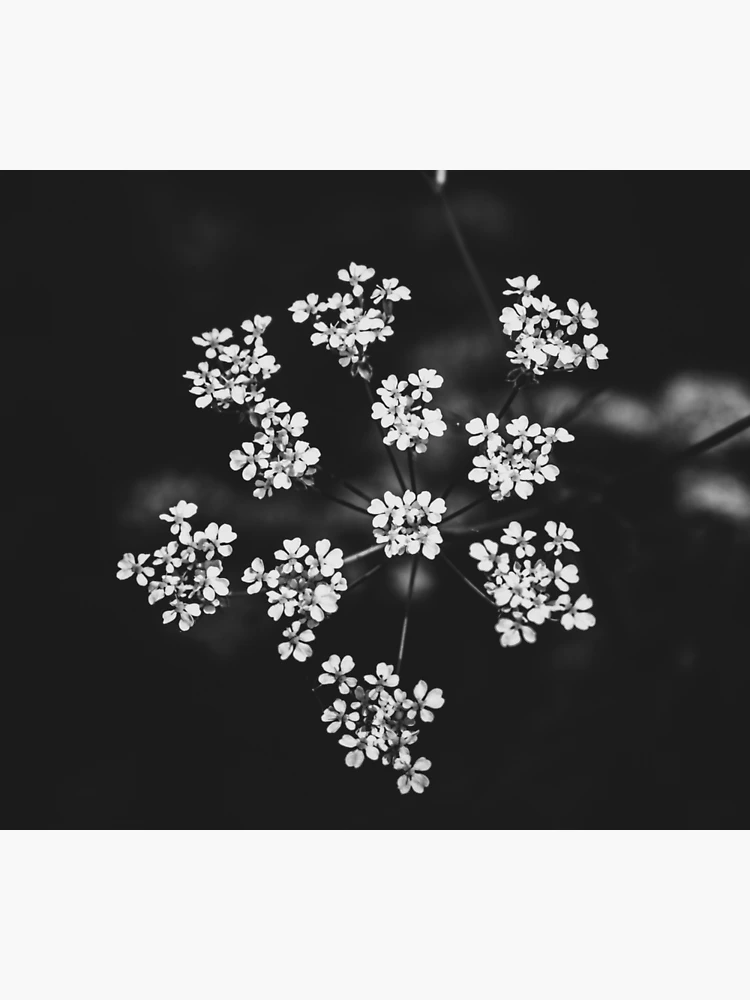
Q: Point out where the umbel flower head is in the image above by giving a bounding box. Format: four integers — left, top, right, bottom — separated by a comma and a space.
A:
469, 520, 595, 647
500, 275, 608, 378
290, 263, 411, 377
466, 413, 574, 502
241, 538, 347, 661
368, 490, 447, 559
371, 371, 447, 453
318, 654, 444, 794
116, 502, 235, 632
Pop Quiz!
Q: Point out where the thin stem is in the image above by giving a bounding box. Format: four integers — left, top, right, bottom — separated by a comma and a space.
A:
336, 477, 374, 505
396, 555, 420, 674
605, 411, 750, 493
422, 172, 501, 341
347, 560, 386, 591
497, 382, 521, 422
442, 493, 491, 525
364, 380, 408, 492
342, 542, 382, 566
439, 553, 497, 609
407, 449, 417, 492
314, 487, 370, 517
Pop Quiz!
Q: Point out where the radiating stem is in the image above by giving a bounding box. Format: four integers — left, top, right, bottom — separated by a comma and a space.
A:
347, 560, 386, 591
439, 553, 497, 609
314, 487, 370, 517
422, 172, 501, 341
396, 556, 420, 675
442, 493, 490, 524
342, 542, 382, 566
364, 380, 408, 492
407, 449, 417, 492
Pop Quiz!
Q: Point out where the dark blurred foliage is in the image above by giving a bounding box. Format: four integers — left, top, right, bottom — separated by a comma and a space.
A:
9, 170, 750, 829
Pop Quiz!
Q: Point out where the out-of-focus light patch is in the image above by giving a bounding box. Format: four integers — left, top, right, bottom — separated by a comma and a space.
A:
540, 387, 655, 439
678, 469, 750, 524
390, 556, 438, 601
534, 384, 585, 424
657, 372, 750, 451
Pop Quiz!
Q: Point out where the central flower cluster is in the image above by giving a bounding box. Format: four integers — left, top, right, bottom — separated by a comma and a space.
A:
367, 490, 447, 559
466, 414, 574, 502
241, 538, 347, 661
318, 656, 444, 794
370, 370, 447, 453
470, 520, 595, 647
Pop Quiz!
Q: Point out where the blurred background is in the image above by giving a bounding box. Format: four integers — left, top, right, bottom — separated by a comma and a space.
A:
11, 170, 750, 829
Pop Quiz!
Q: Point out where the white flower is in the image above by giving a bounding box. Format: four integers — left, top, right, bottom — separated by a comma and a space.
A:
339, 733, 380, 768
582, 333, 609, 369
372, 278, 411, 304
465, 413, 499, 446
116, 552, 154, 586
162, 600, 202, 632
191, 327, 233, 358
495, 615, 537, 647
241, 558, 266, 594
289, 293, 320, 323
543, 521, 580, 557
229, 442, 257, 481
393, 751, 432, 794
500, 521, 537, 558
337, 262, 375, 297
363, 662, 400, 690
408, 368, 443, 401
319, 654, 357, 694
194, 522, 237, 557
321, 699, 359, 734
412, 680, 444, 722
307, 539, 343, 577
279, 621, 316, 661
202, 565, 229, 601
503, 274, 541, 305
560, 594, 596, 631
552, 559, 580, 592
159, 501, 198, 537
559, 299, 599, 335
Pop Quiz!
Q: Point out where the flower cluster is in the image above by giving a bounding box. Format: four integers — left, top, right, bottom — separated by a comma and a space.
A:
184, 317, 279, 410
184, 316, 322, 499
500, 275, 608, 378
242, 539, 347, 661
319, 656, 444, 794
116, 501, 236, 632
290, 263, 411, 376
469, 520, 595, 647
229, 399, 320, 498
371, 370, 447, 453
466, 414, 574, 502
368, 490, 446, 559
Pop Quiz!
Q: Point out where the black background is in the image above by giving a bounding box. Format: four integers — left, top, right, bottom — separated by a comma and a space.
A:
11, 170, 750, 829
